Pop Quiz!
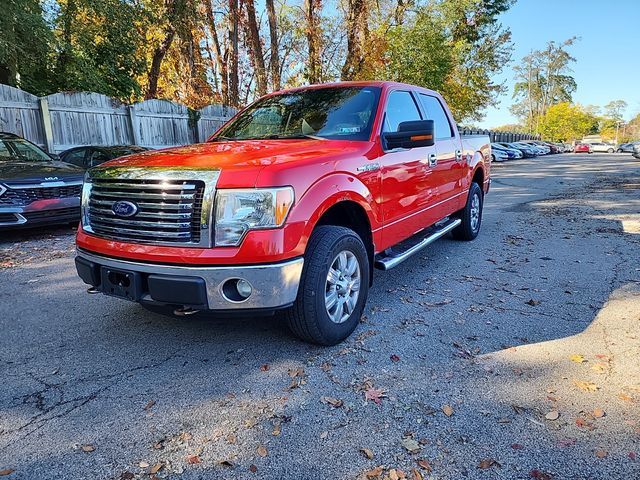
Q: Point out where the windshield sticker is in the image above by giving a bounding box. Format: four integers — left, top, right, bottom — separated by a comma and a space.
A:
338, 127, 361, 134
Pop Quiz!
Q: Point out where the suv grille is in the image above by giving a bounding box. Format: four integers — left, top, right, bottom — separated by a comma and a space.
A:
87, 179, 205, 245
0, 185, 82, 206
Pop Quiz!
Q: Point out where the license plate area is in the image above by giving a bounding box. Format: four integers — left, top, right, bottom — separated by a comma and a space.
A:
100, 267, 143, 301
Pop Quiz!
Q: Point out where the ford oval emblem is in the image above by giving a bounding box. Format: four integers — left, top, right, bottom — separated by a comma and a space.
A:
111, 200, 138, 217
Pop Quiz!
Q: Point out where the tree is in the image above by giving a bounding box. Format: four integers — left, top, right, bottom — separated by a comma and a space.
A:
538, 102, 598, 142
0, 0, 53, 95
304, 0, 323, 83
265, 0, 281, 91
243, 0, 268, 97
511, 38, 578, 133
341, 0, 370, 80
604, 100, 627, 122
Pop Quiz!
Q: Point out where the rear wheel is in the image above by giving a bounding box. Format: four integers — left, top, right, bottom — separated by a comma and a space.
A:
607, 148, 614, 153
452, 182, 483, 241
286, 226, 369, 345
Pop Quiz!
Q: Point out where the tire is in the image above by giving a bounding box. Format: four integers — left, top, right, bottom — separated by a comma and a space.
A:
491, 154, 496, 162
617, 149, 623, 153
452, 182, 483, 241
285, 225, 370, 345
607, 148, 614, 153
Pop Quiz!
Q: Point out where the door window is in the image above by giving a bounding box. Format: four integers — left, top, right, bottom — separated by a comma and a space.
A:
418, 94, 454, 139
382, 91, 422, 133
63, 149, 87, 167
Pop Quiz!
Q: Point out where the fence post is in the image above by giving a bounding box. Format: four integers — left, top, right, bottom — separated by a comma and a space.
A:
38, 98, 55, 153
128, 105, 140, 146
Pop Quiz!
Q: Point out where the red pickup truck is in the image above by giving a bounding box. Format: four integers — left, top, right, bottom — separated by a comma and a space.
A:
75, 81, 490, 345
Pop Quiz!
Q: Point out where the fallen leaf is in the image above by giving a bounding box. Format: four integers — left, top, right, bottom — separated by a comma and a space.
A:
0, 470, 15, 477
139, 461, 149, 468
594, 449, 608, 459
545, 410, 560, 421
591, 363, 607, 373
226, 433, 237, 444
365, 466, 384, 478
511, 443, 525, 450
569, 354, 586, 363
320, 396, 343, 408
360, 448, 374, 459
260, 364, 270, 371
186, 455, 201, 464
410, 468, 423, 480
272, 423, 281, 436
477, 458, 500, 469
529, 469, 553, 480
257, 445, 268, 457
81, 444, 95, 453
629, 451, 637, 461
401, 437, 421, 453
119, 473, 134, 480
219, 460, 234, 467
388, 469, 406, 480
416, 459, 432, 472
442, 405, 454, 417
618, 392, 634, 402
592, 408, 605, 418
143, 400, 156, 411
390, 354, 400, 362
320, 431, 328, 439
573, 380, 599, 392
249, 464, 258, 473
149, 463, 163, 474
525, 299, 540, 306
364, 387, 387, 405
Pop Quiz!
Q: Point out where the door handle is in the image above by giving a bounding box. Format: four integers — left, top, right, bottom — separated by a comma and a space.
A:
428, 154, 437, 167
455, 149, 463, 161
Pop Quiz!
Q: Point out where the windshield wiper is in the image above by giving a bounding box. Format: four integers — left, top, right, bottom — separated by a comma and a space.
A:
262, 134, 326, 140
209, 136, 237, 142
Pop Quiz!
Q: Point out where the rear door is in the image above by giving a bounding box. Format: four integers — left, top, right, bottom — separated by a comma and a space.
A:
378, 90, 439, 248
417, 93, 466, 215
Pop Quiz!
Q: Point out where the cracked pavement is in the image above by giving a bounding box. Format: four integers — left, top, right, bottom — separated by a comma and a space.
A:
1, 153, 639, 479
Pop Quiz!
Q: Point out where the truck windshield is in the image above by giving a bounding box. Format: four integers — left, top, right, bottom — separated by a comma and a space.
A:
212, 86, 381, 142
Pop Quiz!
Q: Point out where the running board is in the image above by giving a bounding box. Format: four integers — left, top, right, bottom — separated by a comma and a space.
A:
374, 218, 461, 270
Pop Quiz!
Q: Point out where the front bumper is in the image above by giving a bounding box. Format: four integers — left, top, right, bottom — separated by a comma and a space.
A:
75, 249, 304, 311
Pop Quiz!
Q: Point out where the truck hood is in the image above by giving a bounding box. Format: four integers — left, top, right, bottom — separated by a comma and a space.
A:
97, 139, 371, 188
0, 160, 84, 186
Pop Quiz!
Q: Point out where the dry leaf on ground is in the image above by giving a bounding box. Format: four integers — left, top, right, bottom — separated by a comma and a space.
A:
569, 354, 586, 363
81, 444, 95, 453
477, 459, 500, 469
365, 466, 384, 478
593, 408, 605, 418
320, 396, 343, 408
186, 455, 201, 464
364, 387, 386, 405
574, 380, 599, 392
0, 470, 15, 477
416, 459, 432, 472
360, 448, 374, 459
257, 445, 268, 457
545, 410, 560, 420
595, 449, 608, 459
401, 437, 421, 453
442, 405, 454, 417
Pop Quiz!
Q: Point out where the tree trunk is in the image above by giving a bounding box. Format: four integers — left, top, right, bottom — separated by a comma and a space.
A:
244, 0, 268, 96
304, 0, 322, 84
265, 0, 280, 90
146, 27, 175, 99
228, 0, 239, 105
205, 0, 228, 105
341, 0, 368, 80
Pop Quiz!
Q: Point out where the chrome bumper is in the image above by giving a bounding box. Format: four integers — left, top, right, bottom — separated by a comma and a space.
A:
76, 250, 304, 310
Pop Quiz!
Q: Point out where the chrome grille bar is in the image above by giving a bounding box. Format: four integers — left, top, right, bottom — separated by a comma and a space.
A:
82, 167, 221, 247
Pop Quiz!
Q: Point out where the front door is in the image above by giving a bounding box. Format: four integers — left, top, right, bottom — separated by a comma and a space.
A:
378, 90, 439, 250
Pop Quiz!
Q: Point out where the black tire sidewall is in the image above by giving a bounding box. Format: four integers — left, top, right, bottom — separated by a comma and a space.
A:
298, 227, 369, 345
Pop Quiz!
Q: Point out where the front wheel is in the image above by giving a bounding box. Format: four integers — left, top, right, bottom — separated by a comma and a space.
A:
607, 148, 614, 153
452, 182, 483, 241
286, 226, 369, 345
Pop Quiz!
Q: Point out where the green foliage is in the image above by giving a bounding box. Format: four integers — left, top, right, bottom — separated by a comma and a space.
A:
603, 100, 627, 122
0, 0, 54, 95
377, 0, 513, 122
538, 102, 599, 142
53, 0, 148, 99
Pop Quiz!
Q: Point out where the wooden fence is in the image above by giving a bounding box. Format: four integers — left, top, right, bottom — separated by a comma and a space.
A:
459, 127, 540, 143
0, 84, 237, 153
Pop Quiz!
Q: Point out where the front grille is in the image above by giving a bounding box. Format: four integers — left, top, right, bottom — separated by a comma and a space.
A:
0, 185, 82, 206
23, 207, 79, 222
87, 178, 205, 245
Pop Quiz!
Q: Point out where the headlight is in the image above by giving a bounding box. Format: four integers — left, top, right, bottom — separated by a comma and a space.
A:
214, 187, 294, 246
80, 172, 92, 227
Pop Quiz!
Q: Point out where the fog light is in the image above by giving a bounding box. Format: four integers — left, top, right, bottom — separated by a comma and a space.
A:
236, 279, 252, 298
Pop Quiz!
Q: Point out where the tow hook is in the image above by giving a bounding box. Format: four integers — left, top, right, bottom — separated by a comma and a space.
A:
87, 287, 100, 294
173, 307, 200, 316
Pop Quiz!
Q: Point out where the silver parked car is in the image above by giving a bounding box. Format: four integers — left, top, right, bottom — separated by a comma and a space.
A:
588, 142, 616, 153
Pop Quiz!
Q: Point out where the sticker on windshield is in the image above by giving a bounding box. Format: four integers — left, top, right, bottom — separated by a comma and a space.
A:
338, 127, 361, 134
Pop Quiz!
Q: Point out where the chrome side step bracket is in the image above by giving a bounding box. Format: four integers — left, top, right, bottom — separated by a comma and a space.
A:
374, 218, 461, 271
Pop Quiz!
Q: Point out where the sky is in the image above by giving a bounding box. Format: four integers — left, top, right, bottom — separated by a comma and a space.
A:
479, 0, 640, 129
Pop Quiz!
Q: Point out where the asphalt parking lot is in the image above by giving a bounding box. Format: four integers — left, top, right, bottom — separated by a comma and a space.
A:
1, 153, 639, 480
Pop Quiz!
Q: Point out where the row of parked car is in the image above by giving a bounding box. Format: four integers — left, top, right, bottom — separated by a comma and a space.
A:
489, 140, 573, 161
0, 131, 147, 229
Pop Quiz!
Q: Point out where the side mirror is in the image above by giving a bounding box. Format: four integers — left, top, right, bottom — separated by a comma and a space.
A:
383, 120, 435, 150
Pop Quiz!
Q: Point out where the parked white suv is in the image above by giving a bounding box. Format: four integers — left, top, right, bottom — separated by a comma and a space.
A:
588, 142, 616, 153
